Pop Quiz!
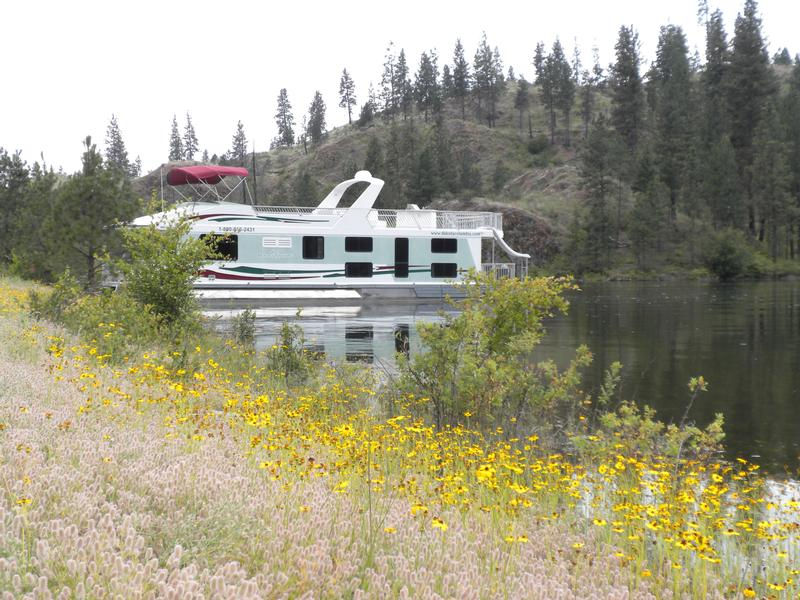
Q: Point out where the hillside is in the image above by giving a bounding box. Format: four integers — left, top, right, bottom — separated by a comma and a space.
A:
136, 83, 591, 266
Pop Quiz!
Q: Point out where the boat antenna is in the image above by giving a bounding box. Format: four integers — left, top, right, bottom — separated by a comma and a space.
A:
251, 143, 257, 206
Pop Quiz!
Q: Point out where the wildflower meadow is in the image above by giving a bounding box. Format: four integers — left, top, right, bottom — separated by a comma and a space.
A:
0, 275, 798, 599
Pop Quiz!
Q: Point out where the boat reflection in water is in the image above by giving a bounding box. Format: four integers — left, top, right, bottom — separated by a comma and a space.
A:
204, 304, 452, 368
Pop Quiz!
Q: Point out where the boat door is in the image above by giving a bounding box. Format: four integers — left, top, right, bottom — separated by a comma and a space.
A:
395, 238, 409, 278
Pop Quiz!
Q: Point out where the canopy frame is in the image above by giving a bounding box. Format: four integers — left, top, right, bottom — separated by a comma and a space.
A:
165, 166, 254, 205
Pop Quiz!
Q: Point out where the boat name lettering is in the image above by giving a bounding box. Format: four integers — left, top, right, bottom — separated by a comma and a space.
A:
431, 230, 479, 237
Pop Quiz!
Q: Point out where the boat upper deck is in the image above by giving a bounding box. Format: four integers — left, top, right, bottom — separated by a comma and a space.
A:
251, 204, 503, 231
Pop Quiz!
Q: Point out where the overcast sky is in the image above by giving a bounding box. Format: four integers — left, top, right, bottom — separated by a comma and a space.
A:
2, 0, 797, 174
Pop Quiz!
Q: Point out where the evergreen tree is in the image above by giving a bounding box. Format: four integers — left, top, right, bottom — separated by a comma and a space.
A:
432, 116, 457, 193
579, 69, 596, 139
752, 103, 792, 256
653, 25, 693, 220
629, 174, 668, 269
275, 88, 295, 147
382, 121, 404, 207
0, 148, 29, 263
183, 113, 199, 160
533, 42, 546, 82
338, 69, 357, 124
538, 45, 557, 143
415, 51, 439, 122
168, 115, 183, 161
701, 9, 730, 144
292, 169, 318, 206
514, 78, 530, 133
473, 33, 503, 127
702, 135, 742, 228
727, 0, 776, 236
104, 114, 131, 175
395, 50, 413, 120
132, 156, 142, 177
408, 143, 437, 206
458, 149, 482, 192
773, 48, 792, 65
579, 115, 614, 270
364, 136, 384, 175
380, 42, 398, 116
230, 121, 247, 165
591, 46, 605, 89
441, 64, 453, 97
11, 161, 58, 280
609, 26, 645, 152
202, 149, 209, 163
452, 39, 471, 120
55, 137, 138, 288
552, 39, 576, 146
307, 91, 327, 145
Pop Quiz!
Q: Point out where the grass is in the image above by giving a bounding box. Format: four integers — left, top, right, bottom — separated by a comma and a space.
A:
1, 277, 798, 598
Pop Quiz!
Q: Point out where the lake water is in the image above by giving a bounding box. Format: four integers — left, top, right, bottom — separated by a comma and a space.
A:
206, 280, 800, 473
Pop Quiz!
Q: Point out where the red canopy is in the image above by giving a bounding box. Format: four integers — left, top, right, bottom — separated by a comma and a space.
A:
167, 165, 249, 186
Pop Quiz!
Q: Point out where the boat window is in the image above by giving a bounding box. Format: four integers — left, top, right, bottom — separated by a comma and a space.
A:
345, 237, 373, 252
303, 236, 324, 259
431, 263, 458, 278
200, 234, 238, 261
431, 238, 458, 253
345, 262, 373, 278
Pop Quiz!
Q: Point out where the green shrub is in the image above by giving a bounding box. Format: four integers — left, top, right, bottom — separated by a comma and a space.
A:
527, 134, 549, 155
702, 228, 753, 281
232, 308, 256, 347
265, 320, 315, 387
114, 219, 210, 327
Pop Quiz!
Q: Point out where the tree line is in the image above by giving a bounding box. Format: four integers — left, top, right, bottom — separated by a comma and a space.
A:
2, 0, 798, 284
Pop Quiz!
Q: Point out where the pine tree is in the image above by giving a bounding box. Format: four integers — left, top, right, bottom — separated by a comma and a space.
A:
168, 115, 183, 161
701, 9, 730, 144
727, 0, 776, 236
230, 121, 247, 165
441, 64, 453, 97
630, 174, 668, 269
408, 144, 437, 206
533, 42, 546, 83
364, 136, 384, 175
433, 116, 457, 193
132, 156, 142, 177
275, 88, 295, 147
202, 149, 209, 163
703, 136, 741, 228
292, 169, 317, 206
609, 26, 645, 152
773, 48, 792, 65
395, 50, 413, 120
415, 51, 439, 122
579, 69, 596, 139
182, 113, 199, 160
380, 42, 398, 116
307, 92, 327, 145
104, 114, 130, 175
338, 69, 357, 124
452, 39, 470, 120
0, 148, 29, 263
538, 45, 557, 143
591, 46, 605, 89
653, 25, 693, 221
55, 136, 137, 287
552, 39, 575, 146
514, 78, 530, 133
579, 115, 614, 270
752, 103, 792, 256
473, 33, 502, 127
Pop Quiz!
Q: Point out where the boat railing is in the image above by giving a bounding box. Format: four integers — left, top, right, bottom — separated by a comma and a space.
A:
373, 209, 502, 230
482, 263, 518, 279
249, 204, 503, 230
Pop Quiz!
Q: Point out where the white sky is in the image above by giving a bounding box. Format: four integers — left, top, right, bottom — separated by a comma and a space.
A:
2, 0, 797, 174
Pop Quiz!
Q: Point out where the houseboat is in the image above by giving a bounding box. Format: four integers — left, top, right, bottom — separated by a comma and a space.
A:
132, 166, 529, 300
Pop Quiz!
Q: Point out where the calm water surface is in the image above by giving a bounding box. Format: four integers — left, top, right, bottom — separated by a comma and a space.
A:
207, 280, 800, 473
